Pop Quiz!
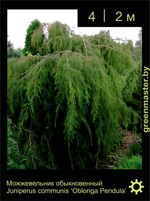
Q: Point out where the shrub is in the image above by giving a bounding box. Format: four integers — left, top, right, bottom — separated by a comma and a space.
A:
114, 155, 142, 169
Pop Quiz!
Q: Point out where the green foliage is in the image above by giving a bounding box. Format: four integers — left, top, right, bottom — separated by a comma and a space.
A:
23, 20, 45, 56
7, 22, 141, 169
7, 47, 14, 58
7, 40, 14, 57
14, 48, 23, 58
41, 21, 72, 54
7, 41, 23, 58
48, 21, 71, 38
113, 154, 142, 169
126, 142, 142, 158
122, 40, 142, 132
7, 117, 26, 169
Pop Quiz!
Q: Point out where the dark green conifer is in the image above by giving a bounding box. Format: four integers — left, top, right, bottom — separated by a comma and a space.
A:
23, 19, 45, 56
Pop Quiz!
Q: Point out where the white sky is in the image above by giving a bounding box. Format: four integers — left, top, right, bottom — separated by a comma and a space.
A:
7, 10, 141, 49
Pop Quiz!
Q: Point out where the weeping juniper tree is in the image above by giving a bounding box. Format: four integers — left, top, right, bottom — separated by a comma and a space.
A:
7, 21, 141, 169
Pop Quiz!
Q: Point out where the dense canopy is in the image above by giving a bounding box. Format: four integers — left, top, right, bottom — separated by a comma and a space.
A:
7, 22, 142, 169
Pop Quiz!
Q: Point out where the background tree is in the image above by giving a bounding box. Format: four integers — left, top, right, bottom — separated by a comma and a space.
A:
23, 19, 45, 56
7, 40, 23, 58
7, 40, 14, 58
13, 48, 23, 58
